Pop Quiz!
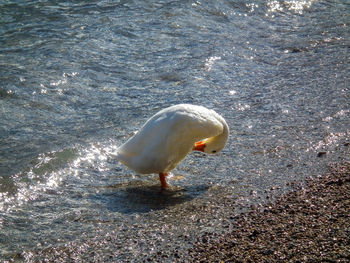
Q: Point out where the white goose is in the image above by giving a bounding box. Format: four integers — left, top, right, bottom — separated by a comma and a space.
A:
114, 104, 229, 189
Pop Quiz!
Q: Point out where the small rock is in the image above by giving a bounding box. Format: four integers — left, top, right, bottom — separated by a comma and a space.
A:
262, 249, 273, 255
317, 151, 327, 157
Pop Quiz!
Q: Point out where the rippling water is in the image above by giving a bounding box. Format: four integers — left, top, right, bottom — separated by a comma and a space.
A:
1, 0, 349, 261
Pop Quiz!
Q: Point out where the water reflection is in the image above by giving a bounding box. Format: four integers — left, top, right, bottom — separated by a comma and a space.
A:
1, 0, 349, 260
94, 181, 209, 214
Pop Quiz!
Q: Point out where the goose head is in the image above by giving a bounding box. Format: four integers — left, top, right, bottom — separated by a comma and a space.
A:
193, 116, 229, 154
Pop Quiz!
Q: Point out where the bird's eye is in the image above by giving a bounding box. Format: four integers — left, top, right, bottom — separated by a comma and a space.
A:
212, 150, 217, 153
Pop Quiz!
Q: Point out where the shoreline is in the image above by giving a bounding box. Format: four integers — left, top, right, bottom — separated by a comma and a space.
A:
188, 162, 350, 262
10, 162, 350, 262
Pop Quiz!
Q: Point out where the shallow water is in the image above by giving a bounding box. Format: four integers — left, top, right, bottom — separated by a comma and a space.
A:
0, 0, 349, 261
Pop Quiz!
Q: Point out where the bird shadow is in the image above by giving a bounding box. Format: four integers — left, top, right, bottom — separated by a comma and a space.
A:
92, 180, 209, 214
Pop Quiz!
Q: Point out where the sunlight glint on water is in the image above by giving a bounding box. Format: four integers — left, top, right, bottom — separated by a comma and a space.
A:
0, 0, 349, 260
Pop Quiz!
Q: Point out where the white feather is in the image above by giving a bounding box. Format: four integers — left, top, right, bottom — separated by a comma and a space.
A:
115, 104, 229, 175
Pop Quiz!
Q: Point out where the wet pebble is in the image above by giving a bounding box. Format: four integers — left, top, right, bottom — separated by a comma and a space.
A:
14, 163, 350, 262
317, 151, 327, 157
188, 162, 350, 262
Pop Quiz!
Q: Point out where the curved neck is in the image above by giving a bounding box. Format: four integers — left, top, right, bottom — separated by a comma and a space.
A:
204, 117, 229, 153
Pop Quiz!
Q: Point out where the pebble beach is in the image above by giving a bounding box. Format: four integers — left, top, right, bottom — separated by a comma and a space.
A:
1, 1, 349, 261
188, 162, 350, 262
9, 161, 350, 262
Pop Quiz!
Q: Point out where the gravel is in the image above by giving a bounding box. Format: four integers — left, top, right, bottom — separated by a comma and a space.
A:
11, 162, 350, 262
188, 162, 350, 262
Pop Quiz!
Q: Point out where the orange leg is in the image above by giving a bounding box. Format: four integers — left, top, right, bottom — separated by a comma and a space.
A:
159, 173, 168, 189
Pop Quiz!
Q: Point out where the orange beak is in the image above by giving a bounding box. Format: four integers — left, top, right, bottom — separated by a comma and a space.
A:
193, 141, 206, 152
